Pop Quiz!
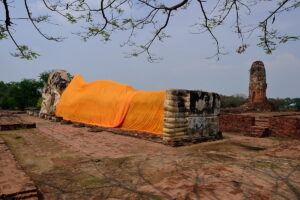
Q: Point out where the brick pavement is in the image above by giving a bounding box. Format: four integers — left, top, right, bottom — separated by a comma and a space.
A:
0, 138, 38, 199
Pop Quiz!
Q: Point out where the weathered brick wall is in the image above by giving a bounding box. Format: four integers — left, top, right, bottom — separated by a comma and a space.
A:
163, 89, 221, 142
219, 114, 255, 133
269, 117, 300, 138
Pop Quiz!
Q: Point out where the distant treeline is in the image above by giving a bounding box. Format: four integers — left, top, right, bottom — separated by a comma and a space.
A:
0, 71, 73, 110
0, 72, 52, 110
220, 94, 247, 108
220, 94, 300, 110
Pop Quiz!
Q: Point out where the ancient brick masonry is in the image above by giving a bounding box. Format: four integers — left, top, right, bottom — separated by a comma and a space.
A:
220, 112, 300, 138
220, 114, 271, 137
0, 112, 36, 131
269, 116, 300, 139
249, 61, 267, 103
242, 61, 274, 111
218, 61, 300, 138
163, 89, 222, 143
0, 138, 38, 199
219, 114, 255, 133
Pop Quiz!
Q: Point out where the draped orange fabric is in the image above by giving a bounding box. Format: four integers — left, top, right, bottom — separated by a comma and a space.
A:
120, 91, 165, 134
55, 75, 165, 134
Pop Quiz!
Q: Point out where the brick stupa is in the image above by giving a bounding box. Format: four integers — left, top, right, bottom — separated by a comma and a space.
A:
241, 61, 275, 112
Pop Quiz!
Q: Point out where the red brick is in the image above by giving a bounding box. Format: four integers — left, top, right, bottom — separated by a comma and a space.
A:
220, 114, 255, 133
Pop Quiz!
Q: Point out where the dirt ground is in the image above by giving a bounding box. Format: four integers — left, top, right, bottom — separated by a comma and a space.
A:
0, 115, 300, 200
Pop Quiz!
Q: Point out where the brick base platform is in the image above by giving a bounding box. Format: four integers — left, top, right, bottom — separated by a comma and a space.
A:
269, 115, 300, 139
0, 112, 36, 131
220, 112, 300, 138
0, 139, 39, 199
31, 112, 222, 147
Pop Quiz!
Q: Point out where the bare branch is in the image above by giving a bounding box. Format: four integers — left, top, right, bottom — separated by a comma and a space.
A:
2, 0, 25, 57
197, 0, 221, 59
137, 0, 188, 10
3, 0, 12, 26
262, 0, 290, 23
100, 0, 109, 31
134, 9, 172, 62
5, 24, 25, 57
24, 0, 62, 41
42, 0, 68, 18
1, 0, 299, 60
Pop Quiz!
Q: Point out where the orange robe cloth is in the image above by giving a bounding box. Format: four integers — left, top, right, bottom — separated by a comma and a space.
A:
55, 75, 165, 134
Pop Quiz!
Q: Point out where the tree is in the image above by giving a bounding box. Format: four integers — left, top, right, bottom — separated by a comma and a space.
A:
4, 79, 41, 110
0, 70, 73, 110
1, 0, 299, 61
0, 81, 9, 109
39, 71, 52, 86
294, 98, 300, 110
268, 98, 286, 110
220, 94, 247, 108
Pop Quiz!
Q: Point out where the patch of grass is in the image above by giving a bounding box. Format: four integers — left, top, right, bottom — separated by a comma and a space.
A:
270, 137, 289, 143
51, 165, 68, 172
14, 135, 22, 140
108, 156, 134, 167
252, 161, 280, 169
24, 163, 38, 171
50, 156, 78, 171
73, 174, 109, 186
206, 153, 236, 162
2, 133, 25, 143
56, 154, 75, 160
145, 193, 162, 200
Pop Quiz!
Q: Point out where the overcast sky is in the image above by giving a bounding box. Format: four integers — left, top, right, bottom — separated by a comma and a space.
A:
1, 0, 299, 98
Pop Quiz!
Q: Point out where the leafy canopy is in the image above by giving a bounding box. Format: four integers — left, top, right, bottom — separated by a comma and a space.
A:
0, 0, 299, 61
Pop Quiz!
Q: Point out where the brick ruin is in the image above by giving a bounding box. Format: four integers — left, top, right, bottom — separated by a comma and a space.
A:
241, 61, 275, 112
0, 111, 36, 131
163, 89, 221, 143
269, 115, 300, 138
219, 61, 299, 138
219, 114, 255, 133
220, 112, 300, 138
0, 138, 39, 199
0, 112, 39, 198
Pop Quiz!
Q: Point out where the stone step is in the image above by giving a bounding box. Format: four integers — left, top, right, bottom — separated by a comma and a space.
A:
255, 120, 268, 123
251, 126, 269, 130
254, 122, 268, 126
254, 122, 268, 125
245, 126, 270, 137
256, 117, 269, 119
253, 124, 268, 128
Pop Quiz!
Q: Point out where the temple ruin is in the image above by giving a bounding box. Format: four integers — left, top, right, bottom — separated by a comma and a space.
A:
242, 61, 275, 111
220, 61, 300, 138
